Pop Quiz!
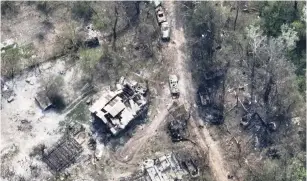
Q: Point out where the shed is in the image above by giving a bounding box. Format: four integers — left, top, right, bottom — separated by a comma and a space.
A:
35, 91, 52, 110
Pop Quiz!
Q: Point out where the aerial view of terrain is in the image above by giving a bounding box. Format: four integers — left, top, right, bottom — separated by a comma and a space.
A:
0, 1, 306, 181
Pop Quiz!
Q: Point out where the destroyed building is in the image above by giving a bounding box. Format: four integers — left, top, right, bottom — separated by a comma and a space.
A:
122, 151, 199, 181
143, 153, 186, 181
89, 77, 148, 135
42, 136, 83, 173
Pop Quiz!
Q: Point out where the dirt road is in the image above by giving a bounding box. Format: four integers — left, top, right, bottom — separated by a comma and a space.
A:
115, 103, 170, 162
114, 1, 230, 180
114, 82, 173, 163
164, 1, 230, 181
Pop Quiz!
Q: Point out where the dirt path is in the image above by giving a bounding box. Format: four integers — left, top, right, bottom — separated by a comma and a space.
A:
112, 1, 230, 180
115, 105, 169, 162
114, 84, 172, 163
164, 1, 230, 181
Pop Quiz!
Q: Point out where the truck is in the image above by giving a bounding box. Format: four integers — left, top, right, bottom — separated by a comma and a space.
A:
169, 74, 179, 98
161, 21, 170, 41
155, 6, 167, 25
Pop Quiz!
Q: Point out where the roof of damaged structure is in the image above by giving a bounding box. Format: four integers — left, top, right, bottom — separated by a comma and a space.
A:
35, 90, 52, 110
89, 77, 148, 135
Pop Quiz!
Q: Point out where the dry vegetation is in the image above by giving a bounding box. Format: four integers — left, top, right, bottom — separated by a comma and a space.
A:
1, 1, 306, 181
0, 1, 181, 181
180, 1, 306, 180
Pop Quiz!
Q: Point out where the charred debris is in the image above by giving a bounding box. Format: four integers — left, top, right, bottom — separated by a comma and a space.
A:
167, 105, 190, 142
197, 65, 279, 148
121, 150, 200, 181
239, 97, 277, 148
197, 67, 227, 125
35, 123, 86, 173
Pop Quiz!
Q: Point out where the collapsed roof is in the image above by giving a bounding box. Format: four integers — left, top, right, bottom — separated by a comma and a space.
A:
89, 77, 148, 135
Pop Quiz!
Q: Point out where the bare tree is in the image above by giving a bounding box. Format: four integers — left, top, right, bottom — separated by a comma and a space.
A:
233, 2, 239, 31
245, 24, 300, 129
246, 25, 266, 109
112, 3, 119, 51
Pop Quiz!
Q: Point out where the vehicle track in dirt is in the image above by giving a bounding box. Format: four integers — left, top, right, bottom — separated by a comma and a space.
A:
113, 1, 231, 181
164, 1, 230, 181
115, 103, 171, 163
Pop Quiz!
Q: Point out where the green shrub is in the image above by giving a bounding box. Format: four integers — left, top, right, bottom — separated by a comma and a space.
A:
53, 23, 83, 58
66, 101, 90, 123
1, 43, 35, 78
1, 45, 21, 78
79, 48, 103, 81
92, 14, 110, 31
259, 2, 298, 37
296, 75, 306, 95
247, 157, 306, 181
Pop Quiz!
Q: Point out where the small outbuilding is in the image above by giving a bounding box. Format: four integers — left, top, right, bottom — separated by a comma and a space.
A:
35, 91, 52, 110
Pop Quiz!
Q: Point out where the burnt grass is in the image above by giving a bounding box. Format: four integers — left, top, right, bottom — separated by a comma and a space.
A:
177, 2, 226, 125
178, 2, 285, 149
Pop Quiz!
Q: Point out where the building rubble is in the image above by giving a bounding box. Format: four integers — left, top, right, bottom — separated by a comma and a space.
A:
42, 135, 83, 173
167, 105, 190, 142
89, 77, 148, 135
121, 152, 199, 181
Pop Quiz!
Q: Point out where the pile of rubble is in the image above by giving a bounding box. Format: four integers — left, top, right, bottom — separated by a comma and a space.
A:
84, 24, 100, 48
168, 119, 187, 142
122, 151, 199, 181
167, 105, 189, 142
1, 78, 15, 103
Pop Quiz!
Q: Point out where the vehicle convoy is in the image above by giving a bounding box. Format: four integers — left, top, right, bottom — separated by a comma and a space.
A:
153, 1, 171, 41
169, 74, 179, 98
